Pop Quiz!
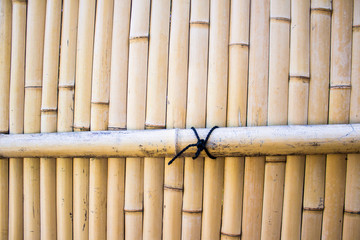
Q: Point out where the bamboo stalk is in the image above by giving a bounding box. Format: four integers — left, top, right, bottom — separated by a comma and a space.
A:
301, 1, 331, 239
281, 0, 310, 239
261, 1, 290, 239
40, 0, 62, 238
242, 0, 270, 239
56, 0, 79, 239
343, 1, 360, 239
162, 0, 190, 239
73, 0, 96, 239
181, 0, 209, 239
201, 0, 229, 239
8, 1, 26, 239
106, 0, 130, 239
23, 1, 46, 239
0, 0, 11, 239
89, 1, 114, 239
143, 1, 170, 239
322, 0, 353, 239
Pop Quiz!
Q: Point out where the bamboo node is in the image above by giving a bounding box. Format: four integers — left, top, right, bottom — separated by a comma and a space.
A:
311, 8, 332, 13
289, 75, 310, 82
129, 35, 149, 41
164, 185, 183, 192
344, 210, 360, 215
303, 207, 324, 211
229, 42, 249, 47
270, 17, 291, 23
72, 125, 90, 131
41, 107, 57, 113
190, 20, 209, 25
24, 85, 42, 89
221, 232, 241, 237
330, 85, 351, 89
353, 26, 360, 32
182, 209, 202, 213
108, 126, 126, 131
91, 101, 109, 105
58, 84, 75, 90
124, 208, 143, 213
145, 124, 166, 130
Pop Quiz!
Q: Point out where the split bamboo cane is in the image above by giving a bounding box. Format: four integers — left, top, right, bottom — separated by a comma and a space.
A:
281, 0, 310, 239
125, 0, 150, 238
143, 1, 170, 239
201, 1, 229, 239
89, 1, 114, 239
0, 0, 11, 239
322, 0, 353, 239
107, 0, 130, 239
182, 0, 209, 239
8, 1, 26, 239
163, 1, 190, 239
261, 0, 290, 239
57, 0, 79, 239
242, 0, 269, 239
221, 1, 249, 239
40, 0, 61, 238
301, 0, 331, 239
343, 1, 360, 239
73, 0, 96, 239
23, 1, 46, 239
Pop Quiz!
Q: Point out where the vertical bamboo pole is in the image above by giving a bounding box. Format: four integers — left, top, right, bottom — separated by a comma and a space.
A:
143, 1, 170, 239
301, 0, 331, 239
163, 0, 190, 239
343, 1, 360, 239
201, 1, 229, 239
57, 0, 79, 239
281, 0, 310, 239
8, 1, 26, 239
106, 0, 130, 239
89, 0, 114, 239
181, 0, 209, 239
241, 0, 269, 239
124, 0, 150, 238
23, 1, 46, 239
73, 0, 96, 239
40, 0, 61, 238
260, 0, 290, 239
0, 0, 11, 239
221, 1, 249, 239
321, 0, 353, 239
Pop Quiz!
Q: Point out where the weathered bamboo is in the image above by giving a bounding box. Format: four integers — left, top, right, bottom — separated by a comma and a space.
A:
322, 0, 353, 239
281, 0, 310, 239
242, 0, 269, 239
0, 0, 11, 239
181, 0, 209, 239
301, 0, 331, 239
343, 1, 360, 239
125, 0, 150, 238
73, 0, 96, 239
40, 0, 62, 238
23, 0, 46, 239
8, 1, 26, 239
107, 0, 130, 239
89, 0, 114, 239
56, 0, 79, 239
201, 1, 229, 239
163, 1, 190, 239
143, 1, 170, 239
261, 0, 290, 239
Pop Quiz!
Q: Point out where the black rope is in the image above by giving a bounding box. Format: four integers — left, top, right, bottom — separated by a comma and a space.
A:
168, 126, 219, 165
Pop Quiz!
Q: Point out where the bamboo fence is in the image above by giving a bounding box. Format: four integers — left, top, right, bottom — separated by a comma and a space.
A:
0, 1, 359, 240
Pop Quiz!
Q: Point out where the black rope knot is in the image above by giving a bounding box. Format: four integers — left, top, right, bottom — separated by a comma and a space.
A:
168, 126, 219, 165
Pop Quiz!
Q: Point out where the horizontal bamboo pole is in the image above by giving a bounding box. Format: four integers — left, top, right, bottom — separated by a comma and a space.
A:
1, 124, 360, 158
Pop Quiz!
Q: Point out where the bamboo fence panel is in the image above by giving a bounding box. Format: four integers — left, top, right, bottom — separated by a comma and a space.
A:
261, 0, 290, 239
182, 0, 209, 239
301, 0, 331, 239
163, 0, 190, 239
0, 0, 11, 239
125, 0, 150, 238
40, 0, 61, 238
322, 0, 353, 239
23, 1, 46, 239
57, 0, 79, 239
221, 0, 249, 239
73, 0, 96, 238
281, 0, 310, 239
8, 1, 26, 239
107, 0, 130, 239
242, 0, 269, 239
143, 0, 170, 239
343, 1, 360, 239
201, 0, 229, 239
